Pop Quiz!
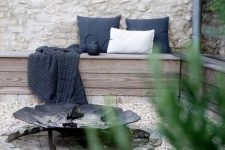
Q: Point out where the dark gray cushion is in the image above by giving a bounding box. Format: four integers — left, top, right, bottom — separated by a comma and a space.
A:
126, 17, 171, 53
77, 16, 121, 53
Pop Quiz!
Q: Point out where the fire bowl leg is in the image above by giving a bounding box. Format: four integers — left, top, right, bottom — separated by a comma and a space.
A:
48, 129, 56, 150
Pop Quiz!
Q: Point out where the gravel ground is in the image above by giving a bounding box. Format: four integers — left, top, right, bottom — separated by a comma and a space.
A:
0, 95, 173, 149
0, 95, 39, 134
116, 97, 173, 150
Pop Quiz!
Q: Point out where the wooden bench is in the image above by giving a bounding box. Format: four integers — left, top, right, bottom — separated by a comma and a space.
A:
0, 51, 180, 98
181, 55, 225, 115
1, 50, 225, 118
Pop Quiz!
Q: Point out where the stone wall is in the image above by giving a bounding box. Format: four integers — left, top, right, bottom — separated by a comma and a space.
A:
202, 0, 225, 55
0, 0, 192, 51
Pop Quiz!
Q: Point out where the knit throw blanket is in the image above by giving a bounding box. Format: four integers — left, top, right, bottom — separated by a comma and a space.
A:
28, 44, 88, 105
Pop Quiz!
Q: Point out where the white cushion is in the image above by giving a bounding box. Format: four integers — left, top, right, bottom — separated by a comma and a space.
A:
107, 28, 155, 54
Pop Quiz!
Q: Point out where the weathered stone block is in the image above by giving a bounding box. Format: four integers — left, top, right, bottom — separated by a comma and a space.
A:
8, 26, 23, 33
0, 12, 4, 18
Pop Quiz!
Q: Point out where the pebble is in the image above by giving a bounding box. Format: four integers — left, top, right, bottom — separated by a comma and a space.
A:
149, 131, 162, 147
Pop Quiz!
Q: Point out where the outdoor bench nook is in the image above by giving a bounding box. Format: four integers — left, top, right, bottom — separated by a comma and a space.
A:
0, 51, 225, 149
0, 51, 180, 149
0, 51, 223, 114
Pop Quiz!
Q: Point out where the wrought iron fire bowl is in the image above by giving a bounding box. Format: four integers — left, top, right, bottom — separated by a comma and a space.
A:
13, 103, 141, 150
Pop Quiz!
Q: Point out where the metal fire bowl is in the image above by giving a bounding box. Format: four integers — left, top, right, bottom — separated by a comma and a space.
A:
13, 103, 141, 129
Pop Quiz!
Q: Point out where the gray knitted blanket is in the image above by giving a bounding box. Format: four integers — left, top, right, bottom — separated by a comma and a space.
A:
28, 44, 88, 105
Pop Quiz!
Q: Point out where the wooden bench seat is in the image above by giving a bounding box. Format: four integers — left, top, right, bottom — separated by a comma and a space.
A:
1, 50, 225, 119
0, 51, 180, 97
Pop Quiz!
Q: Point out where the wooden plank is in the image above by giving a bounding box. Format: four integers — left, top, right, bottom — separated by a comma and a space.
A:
0, 57, 180, 74
180, 94, 220, 114
202, 56, 225, 73
80, 59, 180, 74
82, 73, 178, 88
80, 53, 180, 60
81, 53, 149, 60
180, 76, 214, 101
202, 83, 218, 94
181, 61, 188, 75
0, 58, 27, 71
202, 84, 222, 105
85, 88, 155, 96
0, 50, 180, 60
161, 60, 180, 74
0, 87, 32, 94
182, 69, 225, 88
181, 61, 204, 77
82, 87, 171, 96
204, 54, 225, 62
84, 79, 177, 88
0, 72, 27, 86
0, 72, 178, 88
207, 101, 219, 114
80, 59, 148, 74
203, 68, 216, 85
182, 60, 225, 84
181, 83, 221, 111
203, 68, 225, 86
182, 56, 225, 74
0, 87, 156, 96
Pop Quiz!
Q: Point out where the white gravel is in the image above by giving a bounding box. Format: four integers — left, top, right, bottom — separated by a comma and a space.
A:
0, 95, 173, 149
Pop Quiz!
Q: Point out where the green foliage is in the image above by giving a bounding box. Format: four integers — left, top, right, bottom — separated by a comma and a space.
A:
211, 0, 225, 22
85, 102, 132, 150
150, 45, 225, 150
148, 1, 225, 146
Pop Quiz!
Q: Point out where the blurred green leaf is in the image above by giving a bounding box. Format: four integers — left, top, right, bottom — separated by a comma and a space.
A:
211, 0, 225, 22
